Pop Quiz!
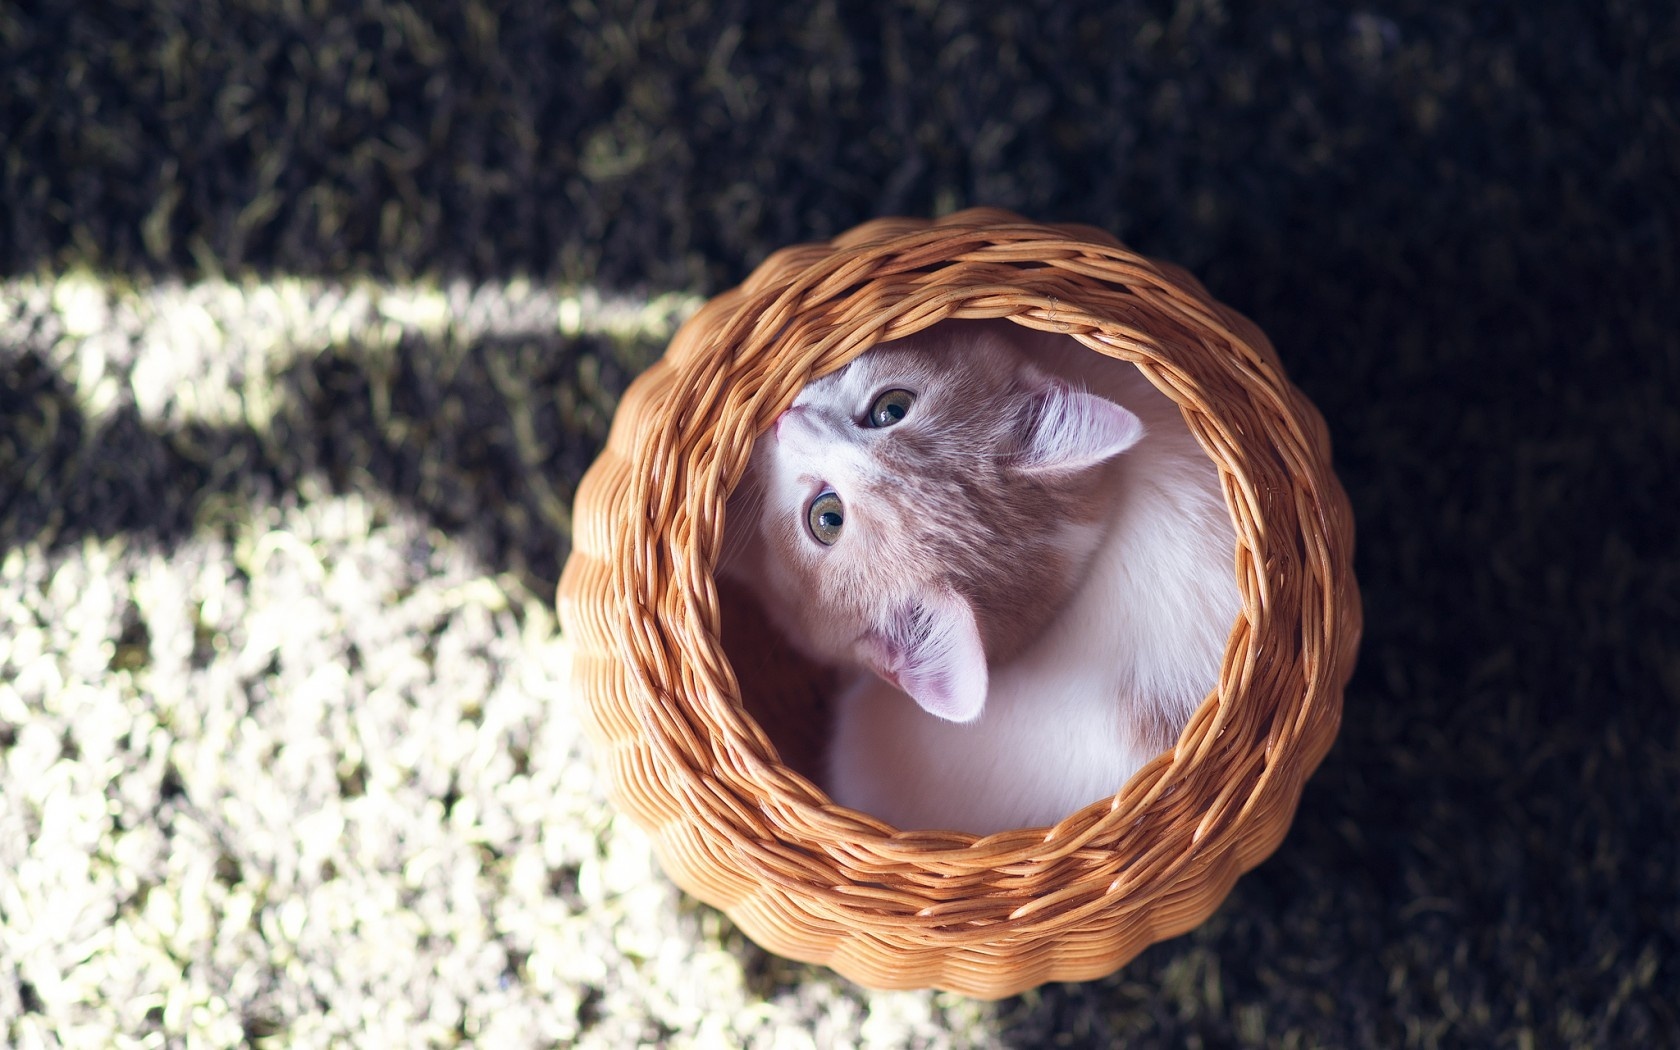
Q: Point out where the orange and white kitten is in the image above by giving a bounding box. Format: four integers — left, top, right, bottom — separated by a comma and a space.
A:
723, 321, 1238, 835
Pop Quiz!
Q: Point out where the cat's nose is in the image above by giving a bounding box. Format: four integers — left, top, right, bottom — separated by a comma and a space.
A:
774, 405, 808, 438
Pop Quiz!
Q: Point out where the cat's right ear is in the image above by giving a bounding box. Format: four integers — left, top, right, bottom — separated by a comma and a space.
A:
1017, 382, 1144, 474
858, 588, 989, 724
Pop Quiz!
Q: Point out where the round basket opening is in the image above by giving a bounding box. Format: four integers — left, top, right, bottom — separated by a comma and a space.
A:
718, 316, 1243, 838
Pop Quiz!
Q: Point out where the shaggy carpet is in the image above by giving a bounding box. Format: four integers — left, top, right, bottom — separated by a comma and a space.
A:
2, 1, 1676, 1046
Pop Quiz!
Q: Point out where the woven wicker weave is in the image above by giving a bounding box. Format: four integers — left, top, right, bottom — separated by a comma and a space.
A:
557, 208, 1361, 998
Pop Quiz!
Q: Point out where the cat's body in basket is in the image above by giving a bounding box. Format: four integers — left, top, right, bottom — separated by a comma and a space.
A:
723, 321, 1238, 835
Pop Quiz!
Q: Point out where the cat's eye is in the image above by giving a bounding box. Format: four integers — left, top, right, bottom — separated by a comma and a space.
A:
867, 388, 916, 428
807, 491, 844, 545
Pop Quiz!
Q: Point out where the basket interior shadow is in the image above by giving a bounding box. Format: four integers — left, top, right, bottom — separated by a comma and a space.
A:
559, 209, 1360, 998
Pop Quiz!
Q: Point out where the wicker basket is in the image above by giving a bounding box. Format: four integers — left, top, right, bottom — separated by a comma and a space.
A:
557, 208, 1361, 998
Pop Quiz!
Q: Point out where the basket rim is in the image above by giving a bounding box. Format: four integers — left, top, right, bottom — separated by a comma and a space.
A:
557, 207, 1361, 995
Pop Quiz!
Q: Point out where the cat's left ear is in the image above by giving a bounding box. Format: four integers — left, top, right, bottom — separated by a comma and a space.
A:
858, 588, 989, 723
1017, 381, 1144, 474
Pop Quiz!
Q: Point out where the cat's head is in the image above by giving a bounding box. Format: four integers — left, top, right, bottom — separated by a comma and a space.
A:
727, 324, 1143, 723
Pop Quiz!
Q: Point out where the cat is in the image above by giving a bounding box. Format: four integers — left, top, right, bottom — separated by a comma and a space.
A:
721, 320, 1239, 835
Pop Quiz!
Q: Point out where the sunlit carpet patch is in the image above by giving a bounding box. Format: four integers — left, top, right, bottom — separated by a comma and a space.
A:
0, 276, 1001, 1048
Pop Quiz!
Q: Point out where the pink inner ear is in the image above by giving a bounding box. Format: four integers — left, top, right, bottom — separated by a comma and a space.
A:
859, 589, 989, 723
1019, 383, 1145, 474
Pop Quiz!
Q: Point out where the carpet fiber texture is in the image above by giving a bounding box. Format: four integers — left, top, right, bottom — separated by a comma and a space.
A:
2, 2, 1677, 1046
